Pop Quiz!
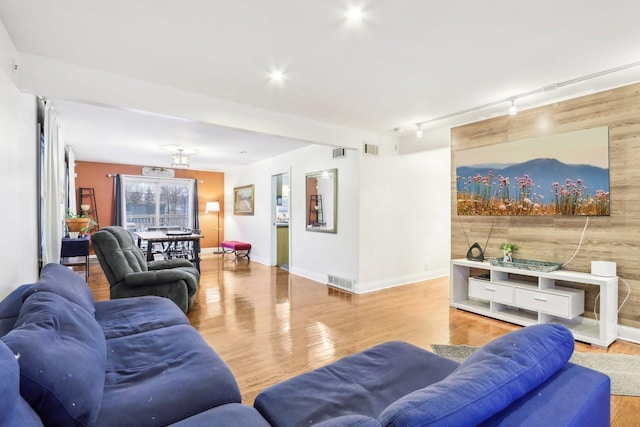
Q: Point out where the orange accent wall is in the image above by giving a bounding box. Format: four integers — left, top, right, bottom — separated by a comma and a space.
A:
74, 161, 224, 249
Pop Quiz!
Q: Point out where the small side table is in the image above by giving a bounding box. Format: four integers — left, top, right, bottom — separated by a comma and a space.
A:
60, 235, 90, 281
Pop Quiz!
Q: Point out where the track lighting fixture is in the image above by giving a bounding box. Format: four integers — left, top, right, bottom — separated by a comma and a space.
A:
399, 60, 640, 132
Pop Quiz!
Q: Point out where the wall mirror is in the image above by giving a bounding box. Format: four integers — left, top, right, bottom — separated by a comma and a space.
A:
306, 168, 337, 233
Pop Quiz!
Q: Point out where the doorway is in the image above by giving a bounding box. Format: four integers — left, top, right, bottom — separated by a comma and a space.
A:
271, 172, 290, 270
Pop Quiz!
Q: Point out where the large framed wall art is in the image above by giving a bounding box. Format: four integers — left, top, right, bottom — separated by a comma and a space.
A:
455, 126, 610, 216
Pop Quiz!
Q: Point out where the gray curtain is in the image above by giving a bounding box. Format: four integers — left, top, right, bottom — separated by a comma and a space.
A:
112, 174, 123, 226
192, 179, 199, 230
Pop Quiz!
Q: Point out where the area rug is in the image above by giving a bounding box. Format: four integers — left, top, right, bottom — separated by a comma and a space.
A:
431, 344, 640, 397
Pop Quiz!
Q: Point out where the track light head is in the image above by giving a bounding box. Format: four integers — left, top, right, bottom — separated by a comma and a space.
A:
416, 123, 423, 138
509, 100, 518, 116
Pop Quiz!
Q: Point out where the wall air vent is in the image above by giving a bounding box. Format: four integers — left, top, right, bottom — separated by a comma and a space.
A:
332, 148, 347, 159
328, 274, 355, 293
363, 143, 379, 156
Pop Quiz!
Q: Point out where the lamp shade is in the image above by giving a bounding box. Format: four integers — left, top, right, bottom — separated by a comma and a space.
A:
205, 201, 220, 213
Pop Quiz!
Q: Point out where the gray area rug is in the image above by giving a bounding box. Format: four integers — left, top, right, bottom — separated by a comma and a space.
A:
431, 344, 640, 397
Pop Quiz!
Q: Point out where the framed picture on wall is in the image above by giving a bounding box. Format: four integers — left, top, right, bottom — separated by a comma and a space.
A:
455, 126, 610, 216
233, 184, 255, 215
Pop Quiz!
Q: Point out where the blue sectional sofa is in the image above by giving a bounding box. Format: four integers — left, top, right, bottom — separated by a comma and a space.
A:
253, 327, 611, 427
0, 263, 242, 427
1, 263, 610, 426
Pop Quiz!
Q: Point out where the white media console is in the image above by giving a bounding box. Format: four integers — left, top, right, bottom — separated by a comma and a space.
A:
450, 259, 618, 347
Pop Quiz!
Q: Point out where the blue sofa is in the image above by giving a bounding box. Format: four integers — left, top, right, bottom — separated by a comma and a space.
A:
1, 263, 610, 426
253, 327, 610, 427
0, 263, 244, 427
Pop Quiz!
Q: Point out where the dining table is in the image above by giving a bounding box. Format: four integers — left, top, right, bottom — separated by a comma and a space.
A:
133, 230, 204, 271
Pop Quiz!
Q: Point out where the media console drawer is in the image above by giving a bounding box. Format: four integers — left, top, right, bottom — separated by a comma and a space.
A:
469, 279, 513, 304
514, 288, 584, 319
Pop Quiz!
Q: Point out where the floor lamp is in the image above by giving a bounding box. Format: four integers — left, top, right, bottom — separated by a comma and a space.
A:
205, 201, 221, 254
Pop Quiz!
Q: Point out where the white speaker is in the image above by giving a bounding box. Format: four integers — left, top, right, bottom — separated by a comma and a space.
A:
591, 261, 616, 277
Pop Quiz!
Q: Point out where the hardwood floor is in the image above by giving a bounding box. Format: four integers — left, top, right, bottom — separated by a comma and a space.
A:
87, 254, 640, 425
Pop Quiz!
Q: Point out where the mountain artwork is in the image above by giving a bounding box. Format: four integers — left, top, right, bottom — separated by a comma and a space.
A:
455, 127, 610, 216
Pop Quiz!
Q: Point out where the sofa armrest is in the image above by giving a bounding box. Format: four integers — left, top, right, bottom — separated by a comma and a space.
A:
123, 270, 193, 287
148, 258, 194, 270
480, 363, 610, 427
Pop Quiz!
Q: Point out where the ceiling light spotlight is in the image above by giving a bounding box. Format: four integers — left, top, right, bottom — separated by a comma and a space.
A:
416, 124, 423, 138
269, 69, 286, 84
509, 100, 518, 116
346, 6, 364, 23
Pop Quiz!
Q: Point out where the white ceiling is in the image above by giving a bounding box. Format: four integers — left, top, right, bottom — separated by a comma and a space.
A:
1, 0, 640, 170
50, 99, 313, 171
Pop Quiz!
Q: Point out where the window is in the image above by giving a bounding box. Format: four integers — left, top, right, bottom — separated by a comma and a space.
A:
120, 175, 195, 231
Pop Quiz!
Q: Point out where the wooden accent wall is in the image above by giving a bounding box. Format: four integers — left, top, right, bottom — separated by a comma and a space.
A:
451, 82, 640, 329
74, 161, 224, 249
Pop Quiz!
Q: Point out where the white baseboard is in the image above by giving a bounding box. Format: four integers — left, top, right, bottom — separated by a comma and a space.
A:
617, 324, 640, 344
286, 267, 449, 294
357, 268, 449, 294
288, 267, 327, 285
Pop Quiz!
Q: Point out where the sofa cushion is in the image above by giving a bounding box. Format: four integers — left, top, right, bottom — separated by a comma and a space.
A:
96, 324, 241, 427
22, 263, 95, 315
313, 416, 383, 427
0, 284, 31, 337
0, 340, 44, 426
167, 403, 271, 427
378, 323, 575, 427
254, 341, 459, 427
95, 296, 190, 339
1, 292, 107, 427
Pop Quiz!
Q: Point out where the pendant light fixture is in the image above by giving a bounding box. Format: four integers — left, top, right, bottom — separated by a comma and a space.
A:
171, 149, 190, 169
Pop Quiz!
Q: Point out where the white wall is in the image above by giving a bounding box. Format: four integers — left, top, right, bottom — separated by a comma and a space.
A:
225, 140, 452, 294
289, 146, 360, 285
0, 21, 38, 298
358, 144, 451, 292
224, 145, 360, 286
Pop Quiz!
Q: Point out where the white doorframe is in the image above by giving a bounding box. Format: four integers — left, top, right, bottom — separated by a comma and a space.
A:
270, 174, 278, 266
271, 171, 290, 268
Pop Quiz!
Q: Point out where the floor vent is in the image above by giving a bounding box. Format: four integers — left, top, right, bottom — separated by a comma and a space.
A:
363, 143, 379, 156
327, 286, 353, 301
332, 148, 346, 159
328, 274, 355, 292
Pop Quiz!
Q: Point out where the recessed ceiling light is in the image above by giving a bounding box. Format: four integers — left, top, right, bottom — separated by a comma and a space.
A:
345, 6, 364, 23
268, 69, 286, 84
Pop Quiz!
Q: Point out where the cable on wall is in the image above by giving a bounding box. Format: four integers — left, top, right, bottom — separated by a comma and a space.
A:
593, 277, 631, 327
561, 216, 589, 268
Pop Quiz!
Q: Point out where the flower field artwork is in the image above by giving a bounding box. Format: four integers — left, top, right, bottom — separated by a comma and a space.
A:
456, 126, 610, 216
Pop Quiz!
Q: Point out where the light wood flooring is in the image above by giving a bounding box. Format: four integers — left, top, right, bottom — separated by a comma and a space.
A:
86, 254, 640, 426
